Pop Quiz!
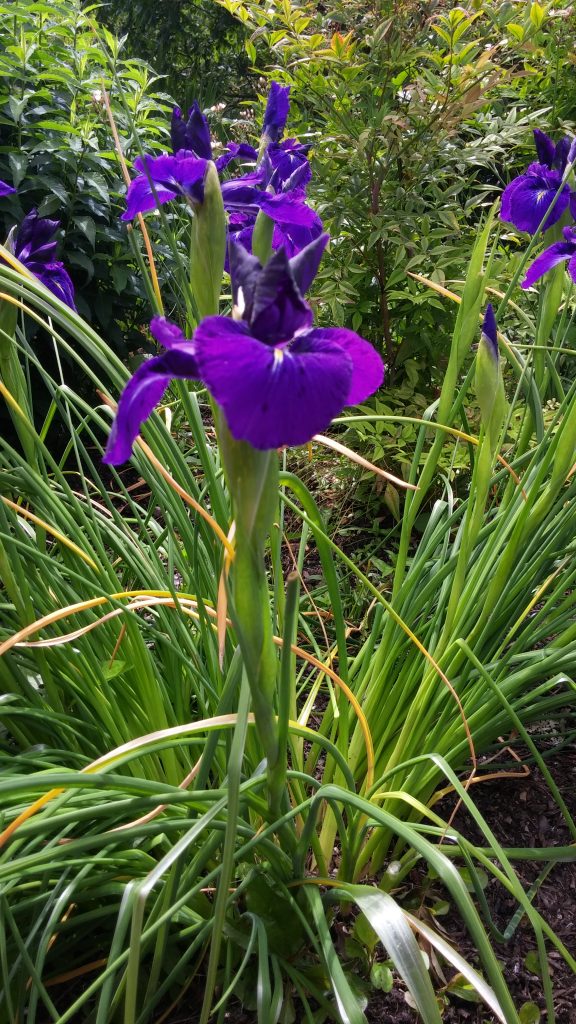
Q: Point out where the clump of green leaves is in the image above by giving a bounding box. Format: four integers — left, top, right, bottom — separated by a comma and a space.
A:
0, 0, 171, 354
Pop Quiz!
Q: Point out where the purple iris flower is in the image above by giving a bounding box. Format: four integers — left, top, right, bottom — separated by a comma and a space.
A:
103, 234, 383, 463
501, 129, 575, 235
122, 85, 320, 259
122, 153, 208, 221
262, 82, 290, 143
171, 102, 213, 160
521, 225, 576, 289
0, 179, 15, 197
222, 145, 321, 259
7, 210, 75, 309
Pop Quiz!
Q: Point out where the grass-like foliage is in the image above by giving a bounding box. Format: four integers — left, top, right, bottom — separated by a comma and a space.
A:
0, 22, 575, 1024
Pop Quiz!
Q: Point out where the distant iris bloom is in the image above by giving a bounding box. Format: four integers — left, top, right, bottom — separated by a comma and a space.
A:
170, 101, 213, 160
522, 225, 576, 289
261, 82, 291, 143
122, 83, 321, 258
501, 129, 575, 235
103, 234, 383, 463
7, 210, 75, 309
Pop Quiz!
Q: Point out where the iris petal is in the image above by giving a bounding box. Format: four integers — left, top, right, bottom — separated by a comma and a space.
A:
103, 346, 200, 464
501, 165, 570, 234
259, 191, 319, 226
123, 155, 207, 220
521, 240, 576, 289
250, 248, 312, 343
262, 82, 290, 144
533, 129, 556, 168
215, 142, 258, 173
0, 179, 15, 197
194, 317, 353, 450
123, 176, 179, 220
304, 328, 384, 405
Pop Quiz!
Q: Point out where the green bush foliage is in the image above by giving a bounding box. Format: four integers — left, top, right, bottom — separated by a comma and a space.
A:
0, 0, 170, 353
217, 0, 575, 379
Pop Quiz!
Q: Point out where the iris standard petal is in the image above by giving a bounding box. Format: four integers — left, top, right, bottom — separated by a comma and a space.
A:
267, 140, 311, 190
103, 346, 200, 464
262, 82, 290, 144
194, 316, 353, 450
182, 101, 213, 160
250, 247, 312, 343
305, 327, 384, 405
289, 232, 329, 295
521, 240, 576, 289
170, 107, 188, 154
533, 129, 556, 168
14, 211, 60, 259
228, 242, 261, 319
501, 165, 570, 234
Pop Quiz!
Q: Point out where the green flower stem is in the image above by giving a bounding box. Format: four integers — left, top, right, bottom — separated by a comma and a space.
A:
218, 424, 282, 813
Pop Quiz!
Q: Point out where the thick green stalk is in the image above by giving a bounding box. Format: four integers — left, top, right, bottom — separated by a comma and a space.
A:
219, 427, 281, 812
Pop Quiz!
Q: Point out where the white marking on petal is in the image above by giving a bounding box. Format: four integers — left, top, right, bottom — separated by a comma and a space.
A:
232, 286, 245, 321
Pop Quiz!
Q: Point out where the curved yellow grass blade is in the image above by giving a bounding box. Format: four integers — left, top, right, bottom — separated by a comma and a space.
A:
0, 712, 345, 847
3, 588, 374, 790
313, 434, 418, 491
1, 496, 99, 570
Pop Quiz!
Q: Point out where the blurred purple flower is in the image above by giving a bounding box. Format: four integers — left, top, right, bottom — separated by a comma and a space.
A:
0, 179, 15, 197
171, 101, 213, 159
123, 84, 321, 258
103, 234, 383, 462
522, 225, 576, 289
501, 129, 575, 235
8, 210, 75, 309
122, 153, 208, 221
262, 82, 290, 143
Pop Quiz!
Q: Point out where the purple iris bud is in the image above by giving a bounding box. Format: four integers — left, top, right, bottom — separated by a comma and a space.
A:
481, 304, 498, 362
0, 179, 15, 197
262, 82, 291, 143
170, 102, 212, 160
7, 210, 75, 309
522, 225, 576, 290
103, 235, 384, 462
122, 153, 208, 220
